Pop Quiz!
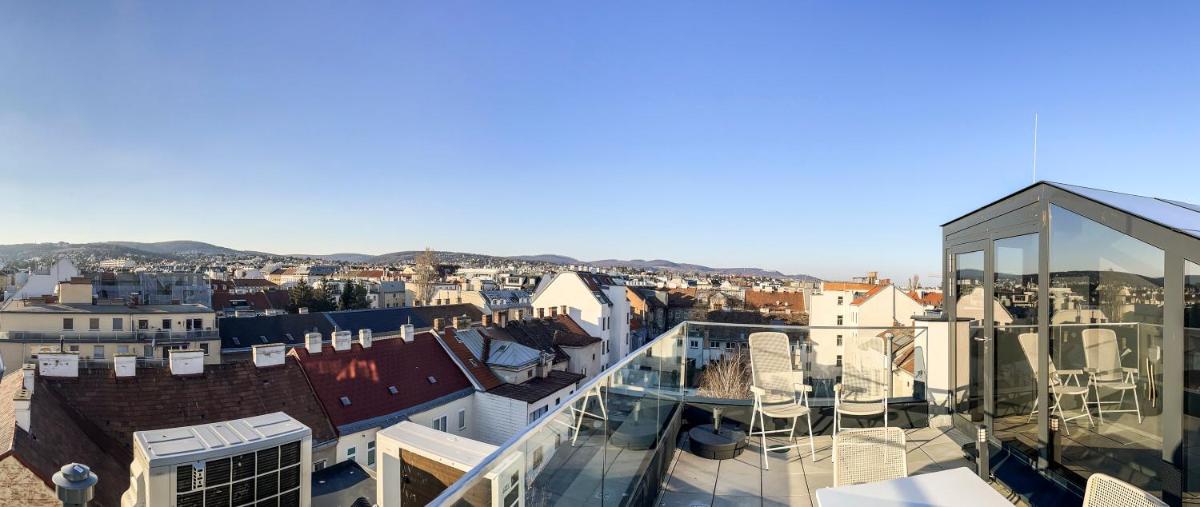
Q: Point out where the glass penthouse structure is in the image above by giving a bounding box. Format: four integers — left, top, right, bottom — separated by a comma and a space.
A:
944, 181, 1200, 504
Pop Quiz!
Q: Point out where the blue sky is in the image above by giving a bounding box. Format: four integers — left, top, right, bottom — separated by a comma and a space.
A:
2, 2, 1198, 281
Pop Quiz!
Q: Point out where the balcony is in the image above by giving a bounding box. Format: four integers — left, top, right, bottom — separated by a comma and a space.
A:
0, 329, 219, 343
429, 321, 1017, 506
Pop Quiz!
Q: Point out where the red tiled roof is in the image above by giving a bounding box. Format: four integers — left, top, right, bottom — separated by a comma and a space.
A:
439, 328, 504, 390
850, 285, 889, 305
908, 291, 944, 307
823, 281, 878, 292
290, 332, 474, 430
744, 290, 806, 313
0, 360, 337, 507
211, 290, 290, 312
232, 278, 278, 289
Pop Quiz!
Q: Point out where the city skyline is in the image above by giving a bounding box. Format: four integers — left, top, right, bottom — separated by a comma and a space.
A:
4, 2, 1199, 282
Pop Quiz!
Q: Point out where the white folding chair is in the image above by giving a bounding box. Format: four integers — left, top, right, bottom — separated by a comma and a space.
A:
748, 332, 816, 470
1017, 332, 1093, 434
569, 384, 608, 445
833, 427, 907, 487
1081, 328, 1142, 424
834, 334, 889, 434
1082, 473, 1167, 507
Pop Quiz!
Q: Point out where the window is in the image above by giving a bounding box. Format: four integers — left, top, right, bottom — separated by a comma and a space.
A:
112, 318, 123, 331
433, 416, 448, 432
532, 446, 545, 469
457, 409, 466, 430
89, 318, 100, 331
67, 345, 80, 353
836, 315, 843, 326
836, 355, 842, 367
313, 460, 326, 472
367, 441, 376, 467
709, 340, 718, 348
347, 447, 356, 460
529, 406, 549, 423
199, 343, 210, 356
63, 318, 74, 331
836, 335, 843, 347
92, 345, 105, 360
837, 296, 844, 305
724, 342, 734, 350
117, 345, 130, 354
689, 340, 699, 349
161, 319, 172, 330
138, 319, 149, 330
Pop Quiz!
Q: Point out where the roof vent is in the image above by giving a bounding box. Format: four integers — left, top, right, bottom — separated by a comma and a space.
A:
339, 396, 351, 406
388, 386, 399, 395
401, 323, 415, 343
252, 344, 286, 368
38, 352, 79, 378
358, 329, 373, 348
305, 332, 322, 354
113, 354, 137, 378
169, 350, 204, 376
427, 376, 437, 384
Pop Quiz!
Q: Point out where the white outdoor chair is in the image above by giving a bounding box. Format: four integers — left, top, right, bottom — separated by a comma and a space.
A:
748, 331, 816, 470
834, 335, 890, 434
1082, 473, 1167, 507
1081, 328, 1142, 424
1017, 332, 1093, 434
832, 426, 907, 487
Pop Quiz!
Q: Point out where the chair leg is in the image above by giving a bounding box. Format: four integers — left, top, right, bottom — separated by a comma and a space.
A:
789, 416, 798, 441
1093, 380, 1105, 424
1052, 393, 1069, 436
805, 412, 816, 461
760, 409, 770, 471
1132, 387, 1143, 424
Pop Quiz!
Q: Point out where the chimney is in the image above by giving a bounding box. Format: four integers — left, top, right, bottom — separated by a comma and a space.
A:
20, 364, 35, 393
560, 305, 568, 317
359, 329, 373, 348
298, 307, 309, 314
482, 314, 492, 327
113, 354, 137, 378
401, 323, 415, 343
305, 332, 323, 354
332, 330, 352, 351
169, 350, 204, 376
252, 344, 286, 368
13, 389, 31, 432
37, 352, 79, 378
432, 318, 443, 331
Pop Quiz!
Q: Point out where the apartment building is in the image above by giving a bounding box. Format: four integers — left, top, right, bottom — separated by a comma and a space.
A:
807, 281, 925, 393
0, 278, 221, 366
531, 271, 630, 368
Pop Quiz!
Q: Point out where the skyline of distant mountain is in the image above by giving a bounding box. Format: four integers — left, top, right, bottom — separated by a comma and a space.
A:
0, 241, 820, 280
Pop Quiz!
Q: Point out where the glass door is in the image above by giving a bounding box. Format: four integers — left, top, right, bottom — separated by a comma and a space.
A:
991, 233, 1041, 460
953, 248, 986, 436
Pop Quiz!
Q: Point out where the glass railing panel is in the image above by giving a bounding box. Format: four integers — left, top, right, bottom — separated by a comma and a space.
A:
1049, 322, 1165, 496
992, 324, 1039, 459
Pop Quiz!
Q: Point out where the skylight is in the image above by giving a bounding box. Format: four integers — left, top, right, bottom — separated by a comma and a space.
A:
388, 386, 398, 395
339, 396, 351, 406
427, 376, 437, 384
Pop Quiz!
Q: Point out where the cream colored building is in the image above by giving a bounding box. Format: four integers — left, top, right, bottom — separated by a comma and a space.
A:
0, 279, 221, 367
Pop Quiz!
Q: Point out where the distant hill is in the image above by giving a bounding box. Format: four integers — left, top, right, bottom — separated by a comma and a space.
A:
0, 241, 819, 280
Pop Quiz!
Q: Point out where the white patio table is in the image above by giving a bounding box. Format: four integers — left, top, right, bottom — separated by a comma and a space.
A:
815, 467, 1012, 507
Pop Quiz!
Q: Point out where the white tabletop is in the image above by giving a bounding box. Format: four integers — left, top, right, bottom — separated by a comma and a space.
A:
815, 467, 1012, 507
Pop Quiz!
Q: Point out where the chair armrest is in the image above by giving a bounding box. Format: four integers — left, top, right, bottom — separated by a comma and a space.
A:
1057, 369, 1084, 375
750, 386, 766, 396
1121, 367, 1139, 374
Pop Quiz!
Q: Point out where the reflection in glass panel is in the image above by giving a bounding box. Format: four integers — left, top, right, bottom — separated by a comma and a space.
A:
992, 234, 1040, 458
1049, 205, 1164, 495
1183, 261, 1200, 503
955, 251, 985, 425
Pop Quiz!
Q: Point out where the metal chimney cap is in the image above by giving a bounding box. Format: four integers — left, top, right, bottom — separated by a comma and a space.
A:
53, 463, 98, 488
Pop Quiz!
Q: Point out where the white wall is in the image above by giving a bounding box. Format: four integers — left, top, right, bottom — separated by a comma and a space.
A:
560, 343, 602, 379
334, 428, 379, 471
532, 273, 632, 368
471, 392, 528, 446
409, 394, 475, 439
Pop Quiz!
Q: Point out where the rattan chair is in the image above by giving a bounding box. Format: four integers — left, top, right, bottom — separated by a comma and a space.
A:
832, 426, 907, 487
1018, 332, 1093, 434
748, 331, 816, 470
1082, 473, 1166, 507
1082, 328, 1142, 424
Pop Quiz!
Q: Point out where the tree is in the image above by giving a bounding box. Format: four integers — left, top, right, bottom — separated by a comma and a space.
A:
413, 247, 438, 305
339, 281, 371, 310
288, 280, 337, 313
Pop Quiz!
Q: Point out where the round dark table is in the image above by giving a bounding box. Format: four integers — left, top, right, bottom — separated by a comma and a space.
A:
688, 424, 748, 460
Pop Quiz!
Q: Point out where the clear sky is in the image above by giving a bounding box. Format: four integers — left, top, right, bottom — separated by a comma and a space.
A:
2, 2, 1198, 281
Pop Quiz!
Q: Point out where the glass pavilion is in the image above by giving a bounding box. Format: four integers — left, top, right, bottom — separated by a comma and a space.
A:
943, 181, 1200, 505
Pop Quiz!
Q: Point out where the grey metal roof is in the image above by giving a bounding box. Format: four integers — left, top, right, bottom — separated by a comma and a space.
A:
454, 328, 543, 369
1051, 182, 1200, 239
943, 181, 1200, 240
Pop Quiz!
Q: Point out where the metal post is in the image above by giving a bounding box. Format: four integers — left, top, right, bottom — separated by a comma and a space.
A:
53, 463, 97, 507
976, 424, 991, 481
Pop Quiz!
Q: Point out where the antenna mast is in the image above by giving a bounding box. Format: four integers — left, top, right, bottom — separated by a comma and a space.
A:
1032, 113, 1039, 182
